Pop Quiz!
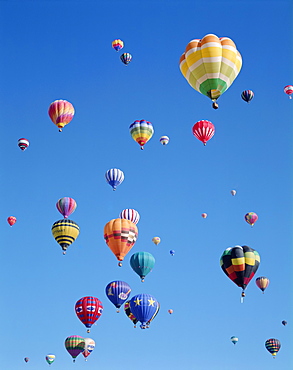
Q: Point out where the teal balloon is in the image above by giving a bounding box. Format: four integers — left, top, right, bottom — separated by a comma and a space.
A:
130, 252, 155, 282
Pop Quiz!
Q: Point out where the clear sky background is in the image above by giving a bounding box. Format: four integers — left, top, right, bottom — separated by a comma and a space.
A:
0, 1, 292, 369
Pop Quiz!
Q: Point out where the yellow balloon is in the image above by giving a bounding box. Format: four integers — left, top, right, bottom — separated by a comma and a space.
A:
52, 219, 79, 254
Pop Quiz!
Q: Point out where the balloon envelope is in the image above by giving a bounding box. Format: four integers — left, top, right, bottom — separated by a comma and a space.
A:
256, 276, 269, 292
119, 209, 140, 224
7, 216, 16, 226
56, 197, 77, 218
129, 120, 154, 149
65, 336, 85, 361
241, 90, 254, 103
231, 190, 236, 196
120, 53, 132, 65
168, 309, 173, 314
45, 354, 55, 365
82, 338, 95, 359
284, 85, 293, 98
201, 213, 207, 218
112, 39, 124, 51
124, 300, 139, 327
244, 212, 258, 226
192, 120, 215, 145
265, 338, 281, 357
105, 168, 124, 190
51, 219, 79, 254
130, 252, 155, 281
18, 138, 29, 151
75, 296, 103, 332
282, 320, 287, 326
231, 336, 238, 345
160, 136, 169, 145
48, 99, 75, 132
170, 250, 175, 256
24, 357, 29, 363
152, 237, 160, 245
105, 281, 131, 309
129, 293, 159, 329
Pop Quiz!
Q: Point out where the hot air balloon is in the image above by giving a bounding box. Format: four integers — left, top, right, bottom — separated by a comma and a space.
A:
45, 354, 55, 365
168, 309, 173, 314
112, 39, 124, 51
82, 338, 95, 361
7, 216, 16, 226
152, 237, 160, 245
51, 219, 79, 254
160, 136, 169, 145
256, 276, 269, 293
192, 120, 215, 145
129, 120, 154, 150
284, 85, 293, 99
179, 34, 242, 109
265, 338, 281, 358
130, 252, 155, 282
120, 53, 132, 65
124, 300, 139, 327
129, 293, 159, 329
24, 357, 29, 363
18, 138, 29, 151
230, 336, 238, 345
105, 281, 131, 312
244, 212, 258, 226
201, 213, 207, 218
241, 90, 254, 103
119, 209, 140, 224
282, 320, 287, 326
56, 197, 77, 219
170, 250, 175, 256
75, 296, 103, 333
220, 245, 260, 301
231, 190, 236, 196
104, 218, 138, 266
65, 336, 85, 362
105, 168, 124, 190
48, 99, 75, 132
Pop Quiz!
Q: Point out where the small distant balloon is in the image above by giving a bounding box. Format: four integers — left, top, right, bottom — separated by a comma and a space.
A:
192, 120, 215, 146
112, 39, 124, 51
282, 320, 287, 326
18, 138, 29, 151
244, 212, 258, 226
231, 336, 238, 345
119, 209, 140, 224
56, 197, 77, 219
45, 354, 55, 365
284, 85, 293, 99
105, 168, 124, 190
24, 357, 29, 363
241, 90, 254, 103
168, 309, 173, 314
160, 136, 169, 145
130, 120, 154, 150
256, 276, 269, 293
120, 53, 132, 65
231, 190, 236, 196
152, 237, 160, 245
7, 216, 17, 226
170, 250, 175, 256
201, 213, 207, 218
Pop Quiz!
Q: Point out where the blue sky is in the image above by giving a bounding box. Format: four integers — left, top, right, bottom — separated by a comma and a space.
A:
0, 0, 292, 369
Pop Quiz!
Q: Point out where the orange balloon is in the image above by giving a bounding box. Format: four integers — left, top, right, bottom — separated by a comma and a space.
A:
104, 218, 138, 266
168, 309, 173, 314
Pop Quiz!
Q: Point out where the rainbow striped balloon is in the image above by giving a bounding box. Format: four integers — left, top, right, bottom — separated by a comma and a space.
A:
65, 335, 85, 362
179, 34, 242, 107
48, 99, 75, 132
56, 197, 77, 218
129, 120, 154, 149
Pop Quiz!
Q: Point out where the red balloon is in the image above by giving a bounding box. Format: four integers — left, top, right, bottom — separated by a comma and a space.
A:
7, 216, 17, 226
75, 296, 103, 333
192, 120, 215, 145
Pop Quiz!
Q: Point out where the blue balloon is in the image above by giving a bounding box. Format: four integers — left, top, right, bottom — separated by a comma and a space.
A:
105, 168, 124, 190
130, 252, 155, 282
129, 293, 159, 329
105, 281, 131, 311
170, 250, 175, 256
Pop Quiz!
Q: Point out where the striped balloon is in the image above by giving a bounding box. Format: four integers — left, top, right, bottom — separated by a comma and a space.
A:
56, 197, 77, 218
129, 120, 154, 149
160, 136, 169, 145
241, 90, 254, 103
48, 99, 75, 132
265, 338, 281, 357
18, 138, 29, 151
105, 168, 124, 190
82, 338, 95, 360
192, 120, 215, 145
65, 335, 85, 362
120, 53, 132, 65
255, 276, 269, 293
124, 300, 139, 327
51, 219, 80, 254
75, 296, 103, 332
119, 209, 140, 224
179, 34, 242, 108
45, 354, 55, 365
112, 39, 124, 51
284, 85, 293, 98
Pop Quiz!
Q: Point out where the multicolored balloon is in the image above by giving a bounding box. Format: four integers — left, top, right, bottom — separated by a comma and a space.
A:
120, 53, 132, 65
244, 212, 258, 226
284, 85, 293, 99
129, 293, 159, 329
112, 39, 124, 51
119, 208, 140, 224
51, 219, 80, 254
124, 300, 139, 327
241, 90, 254, 103
168, 309, 173, 314
45, 354, 55, 365
48, 99, 75, 132
65, 336, 85, 362
129, 120, 154, 150
104, 218, 138, 266
170, 250, 175, 256
7, 216, 17, 226
282, 320, 287, 326
265, 338, 281, 358
231, 190, 237, 196
56, 197, 77, 218
82, 338, 95, 361
256, 276, 269, 293
201, 213, 207, 218
18, 138, 29, 151
24, 357, 29, 363
105, 281, 131, 311
220, 245, 260, 300
230, 336, 238, 345
192, 120, 215, 145
105, 168, 124, 190
160, 136, 169, 145
75, 296, 103, 332
179, 34, 242, 109
130, 252, 155, 282
152, 237, 160, 245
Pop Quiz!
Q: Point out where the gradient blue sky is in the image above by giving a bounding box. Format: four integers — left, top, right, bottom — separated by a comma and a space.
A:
0, 1, 292, 369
